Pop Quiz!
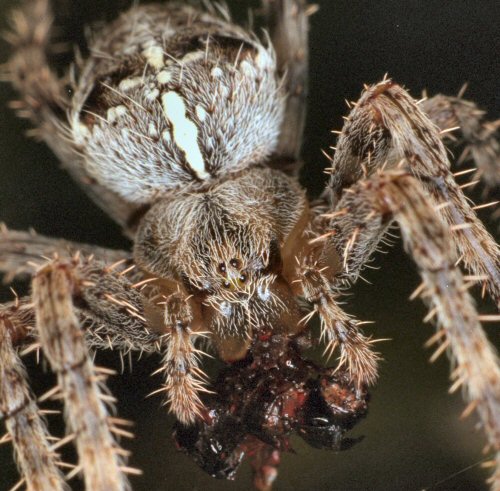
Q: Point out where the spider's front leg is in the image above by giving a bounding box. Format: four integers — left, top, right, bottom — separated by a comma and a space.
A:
32, 261, 133, 491
318, 79, 499, 487
324, 171, 500, 487
328, 80, 500, 303
1, 255, 165, 491
156, 291, 210, 426
289, 257, 379, 387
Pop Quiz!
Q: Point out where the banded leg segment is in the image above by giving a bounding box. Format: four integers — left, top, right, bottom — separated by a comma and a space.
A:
327, 80, 500, 302
0, 226, 129, 283
327, 172, 500, 487
157, 292, 209, 425
421, 93, 500, 192
291, 260, 379, 387
263, 0, 312, 165
4, 0, 68, 128
33, 261, 130, 491
0, 312, 67, 491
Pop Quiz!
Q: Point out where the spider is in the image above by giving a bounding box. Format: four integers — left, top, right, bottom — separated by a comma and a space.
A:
3, 2, 498, 489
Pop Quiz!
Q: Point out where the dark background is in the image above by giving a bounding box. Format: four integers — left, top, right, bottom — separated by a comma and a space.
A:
0, 1, 499, 490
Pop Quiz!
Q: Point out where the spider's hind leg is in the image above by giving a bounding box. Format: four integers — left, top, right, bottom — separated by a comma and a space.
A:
0, 225, 129, 283
421, 92, 500, 194
3, 0, 69, 135
263, 0, 314, 166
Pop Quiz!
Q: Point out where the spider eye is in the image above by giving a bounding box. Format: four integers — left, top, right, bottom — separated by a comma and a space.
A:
223, 280, 231, 289
218, 262, 226, 273
238, 273, 247, 284
229, 258, 240, 268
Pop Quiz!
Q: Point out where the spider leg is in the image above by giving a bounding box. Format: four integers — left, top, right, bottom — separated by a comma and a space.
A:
32, 260, 134, 491
327, 80, 500, 303
421, 93, 500, 193
157, 292, 210, 426
4, 255, 162, 355
1, 256, 165, 489
0, 226, 129, 283
263, 0, 312, 167
15, 252, 211, 425
3, 0, 139, 228
3, 0, 68, 132
290, 258, 379, 387
0, 304, 68, 491
325, 170, 500, 487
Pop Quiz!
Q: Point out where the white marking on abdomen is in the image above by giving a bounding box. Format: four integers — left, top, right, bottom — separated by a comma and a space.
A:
142, 45, 164, 70
161, 91, 209, 180
118, 77, 143, 92
157, 70, 173, 85
107, 105, 128, 123
196, 105, 207, 122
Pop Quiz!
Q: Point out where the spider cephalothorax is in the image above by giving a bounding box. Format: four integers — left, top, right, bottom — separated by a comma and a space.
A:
134, 165, 307, 355
0, 1, 499, 491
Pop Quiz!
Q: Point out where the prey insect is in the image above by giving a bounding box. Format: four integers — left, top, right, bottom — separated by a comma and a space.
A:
0, 1, 499, 490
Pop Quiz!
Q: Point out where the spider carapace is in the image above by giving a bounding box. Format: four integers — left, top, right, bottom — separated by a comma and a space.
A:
0, 1, 499, 491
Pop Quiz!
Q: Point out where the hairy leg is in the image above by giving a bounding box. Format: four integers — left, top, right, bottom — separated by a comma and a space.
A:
422, 92, 500, 193
3, 0, 138, 227
0, 306, 68, 491
0, 255, 165, 490
33, 261, 141, 491
2, 251, 209, 446
47, 259, 210, 424
289, 257, 379, 387
325, 171, 500, 488
153, 292, 209, 425
326, 80, 499, 302
263, 0, 313, 167
0, 225, 129, 283
3, 0, 67, 130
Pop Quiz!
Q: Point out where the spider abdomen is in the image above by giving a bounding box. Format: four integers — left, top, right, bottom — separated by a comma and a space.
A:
70, 4, 285, 204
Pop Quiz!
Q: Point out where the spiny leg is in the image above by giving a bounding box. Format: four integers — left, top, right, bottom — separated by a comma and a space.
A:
154, 292, 209, 425
50, 257, 210, 424
7, 251, 209, 425
0, 304, 68, 491
327, 80, 500, 302
421, 92, 500, 193
0, 225, 129, 283
3, 252, 163, 355
54, 256, 160, 354
0, 257, 169, 487
3, 0, 138, 228
290, 259, 379, 387
263, 0, 313, 166
325, 171, 500, 488
32, 260, 133, 491
3, 0, 68, 130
